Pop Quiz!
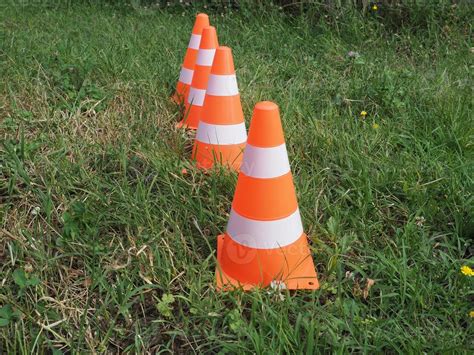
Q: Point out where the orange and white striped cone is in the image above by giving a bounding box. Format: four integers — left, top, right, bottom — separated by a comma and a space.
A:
216, 101, 319, 290
177, 26, 219, 130
192, 46, 247, 170
172, 13, 209, 104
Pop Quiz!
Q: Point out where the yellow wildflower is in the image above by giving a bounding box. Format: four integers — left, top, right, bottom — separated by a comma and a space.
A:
372, 4, 378, 11
372, 123, 380, 129
470, 311, 474, 318
360, 111, 367, 117
461, 265, 474, 276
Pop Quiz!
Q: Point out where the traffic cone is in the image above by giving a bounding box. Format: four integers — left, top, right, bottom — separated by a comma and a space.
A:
192, 46, 247, 170
216, 101, 319, 290
177, 26, 219, 129
172, 13, 209, 104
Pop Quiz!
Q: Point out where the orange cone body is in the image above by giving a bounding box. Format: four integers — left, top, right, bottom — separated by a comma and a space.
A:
173, 13, 209, 104
216, 101, 319, 290
177, 26, 219, 129
192, 46, 247, 170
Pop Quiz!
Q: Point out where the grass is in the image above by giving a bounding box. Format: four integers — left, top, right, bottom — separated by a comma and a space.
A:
0, 1, 473, 353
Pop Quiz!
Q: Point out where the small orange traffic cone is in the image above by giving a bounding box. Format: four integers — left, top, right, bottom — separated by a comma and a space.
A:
192, 46, 247, 170
216, 101, 319, 290
173, 13, 210, 104
177, 26, 219, 129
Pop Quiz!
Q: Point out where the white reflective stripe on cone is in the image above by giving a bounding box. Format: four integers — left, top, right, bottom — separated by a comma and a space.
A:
227, 208, 303, 249
188, 34, 201, 50
196, 121, 247, 145
206, 74, 239, 96
179, 67, 194, 85
196, 49, 216, 66
240, 143, 290, 179
188, 88, 206, 106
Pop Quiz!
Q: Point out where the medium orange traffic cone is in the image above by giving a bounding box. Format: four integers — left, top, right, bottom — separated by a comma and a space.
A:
192, 46, 247, 170
216, 101, 319, 290
173, 13, 210, 105
177, 26, 219, 129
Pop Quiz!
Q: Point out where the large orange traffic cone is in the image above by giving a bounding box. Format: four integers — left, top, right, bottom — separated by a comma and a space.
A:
216, 101, 319, 290
192, 46, 247, 170
173, 13, 210, 104
177, 26, 219, 130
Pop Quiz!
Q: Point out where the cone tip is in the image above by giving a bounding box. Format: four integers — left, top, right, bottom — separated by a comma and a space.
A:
192, 13, 210, 34
217, 45, 231, 53
200, 26, 219, 49
202, 25, 216, 35
247, 101, 284, 147
254, 101, 278, 112
211, 46, 234, 74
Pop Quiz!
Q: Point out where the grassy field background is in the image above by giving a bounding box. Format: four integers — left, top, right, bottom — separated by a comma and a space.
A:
1, 1, 473, 353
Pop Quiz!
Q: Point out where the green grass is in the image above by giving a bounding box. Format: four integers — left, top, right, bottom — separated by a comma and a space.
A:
1, 1, 473, 353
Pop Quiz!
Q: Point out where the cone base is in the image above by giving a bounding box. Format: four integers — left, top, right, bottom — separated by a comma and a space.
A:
176, 104, 200, 130
193, 141, 244, 171
176, 120, 198, 130
172, 82, 190, 105
171, 92, 182, 104
215, 234, 319, 291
